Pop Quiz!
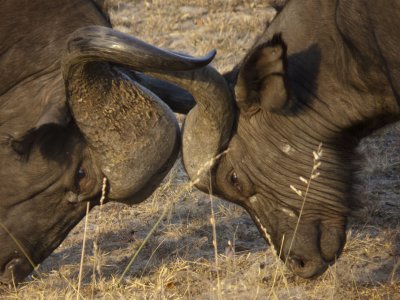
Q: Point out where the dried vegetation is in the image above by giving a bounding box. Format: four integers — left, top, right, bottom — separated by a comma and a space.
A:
1, 0, 399, 299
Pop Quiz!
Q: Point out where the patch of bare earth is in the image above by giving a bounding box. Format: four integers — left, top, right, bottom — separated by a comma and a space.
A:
1, 1, 399, 299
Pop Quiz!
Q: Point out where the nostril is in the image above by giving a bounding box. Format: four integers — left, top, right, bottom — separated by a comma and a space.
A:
288, 255, 306, 268
7, 258, 22, 271
287, 255, 328, 279
0, 257, 32, 284
288, 256, 305, 269
298, 259, 305, 268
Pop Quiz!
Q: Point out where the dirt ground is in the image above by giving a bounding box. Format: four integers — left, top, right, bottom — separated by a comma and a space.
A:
1, 1, 400, 299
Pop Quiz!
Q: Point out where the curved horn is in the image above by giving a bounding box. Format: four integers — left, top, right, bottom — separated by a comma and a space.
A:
62, 26, 215, 80
62, 26, 217, 200
132, 66, 236, 191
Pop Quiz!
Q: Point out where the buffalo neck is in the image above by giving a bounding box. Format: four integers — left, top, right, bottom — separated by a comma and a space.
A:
263, 0, 400, 132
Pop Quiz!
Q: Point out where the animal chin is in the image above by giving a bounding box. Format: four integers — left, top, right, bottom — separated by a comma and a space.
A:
0, 257, 31, 285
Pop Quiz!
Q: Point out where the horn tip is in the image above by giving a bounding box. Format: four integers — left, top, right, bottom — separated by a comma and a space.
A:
206, 49, 217, 62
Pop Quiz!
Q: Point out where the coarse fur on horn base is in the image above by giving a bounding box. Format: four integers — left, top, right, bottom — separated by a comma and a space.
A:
66, 62, 180, 201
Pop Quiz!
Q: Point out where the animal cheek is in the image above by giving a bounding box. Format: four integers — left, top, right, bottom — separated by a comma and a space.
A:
319, 223, 346, 263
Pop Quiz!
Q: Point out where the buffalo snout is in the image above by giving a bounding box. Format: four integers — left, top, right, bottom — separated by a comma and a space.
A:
252, 205, 346, 279
281, 220, 346, 278
0, 257, 32, 285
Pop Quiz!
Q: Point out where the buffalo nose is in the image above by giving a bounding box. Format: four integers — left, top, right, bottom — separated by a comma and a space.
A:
287, 255, 328, 279
0, 257, 32, 284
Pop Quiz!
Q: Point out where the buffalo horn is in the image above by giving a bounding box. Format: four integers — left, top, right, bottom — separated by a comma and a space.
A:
62, 26, 219, 200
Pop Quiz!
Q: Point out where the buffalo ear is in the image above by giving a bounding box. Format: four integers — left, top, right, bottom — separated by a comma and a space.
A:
235, 34, 288, 114
11, 97, 71, 159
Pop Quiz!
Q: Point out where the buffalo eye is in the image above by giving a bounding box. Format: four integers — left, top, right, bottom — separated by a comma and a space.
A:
77, 168, 86, 180
76, 167, 88, 193
230, 171, 242, 192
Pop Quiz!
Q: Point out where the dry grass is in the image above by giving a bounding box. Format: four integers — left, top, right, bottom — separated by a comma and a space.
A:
1, 0, 399, 299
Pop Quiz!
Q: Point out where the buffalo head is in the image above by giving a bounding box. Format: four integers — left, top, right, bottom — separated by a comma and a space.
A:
0, 23, 219, 284
130, 34, 349, 279
137, 0, 400, 277
185, 35, 349, 278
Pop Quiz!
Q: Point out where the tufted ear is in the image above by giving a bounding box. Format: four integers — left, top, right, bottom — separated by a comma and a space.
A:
234, 34, 288, 114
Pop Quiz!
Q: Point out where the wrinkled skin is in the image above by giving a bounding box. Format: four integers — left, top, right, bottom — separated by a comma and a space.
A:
212, 0, 400, 277
148, 0, 400, 278
214, 0, 400, 278
0, 0, 212, 284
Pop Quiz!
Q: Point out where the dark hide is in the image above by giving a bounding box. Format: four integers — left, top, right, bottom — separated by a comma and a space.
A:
207, 0, 400, 278
0, 0, 195, 284
0, 0, 107, 284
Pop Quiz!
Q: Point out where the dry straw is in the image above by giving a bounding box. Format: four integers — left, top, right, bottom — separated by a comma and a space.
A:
286, 142, 323, 261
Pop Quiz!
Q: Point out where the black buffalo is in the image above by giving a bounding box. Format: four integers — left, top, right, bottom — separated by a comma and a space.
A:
138, 0, 400, 278
0, 0, 217, 284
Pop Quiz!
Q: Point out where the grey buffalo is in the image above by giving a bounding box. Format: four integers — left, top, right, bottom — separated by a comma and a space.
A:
0, 0, 217, 284
138, 0, 400, 278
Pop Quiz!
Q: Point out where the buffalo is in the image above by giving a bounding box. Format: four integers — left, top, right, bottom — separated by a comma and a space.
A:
135, 0, 400, 278
0, 0, 220, 284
